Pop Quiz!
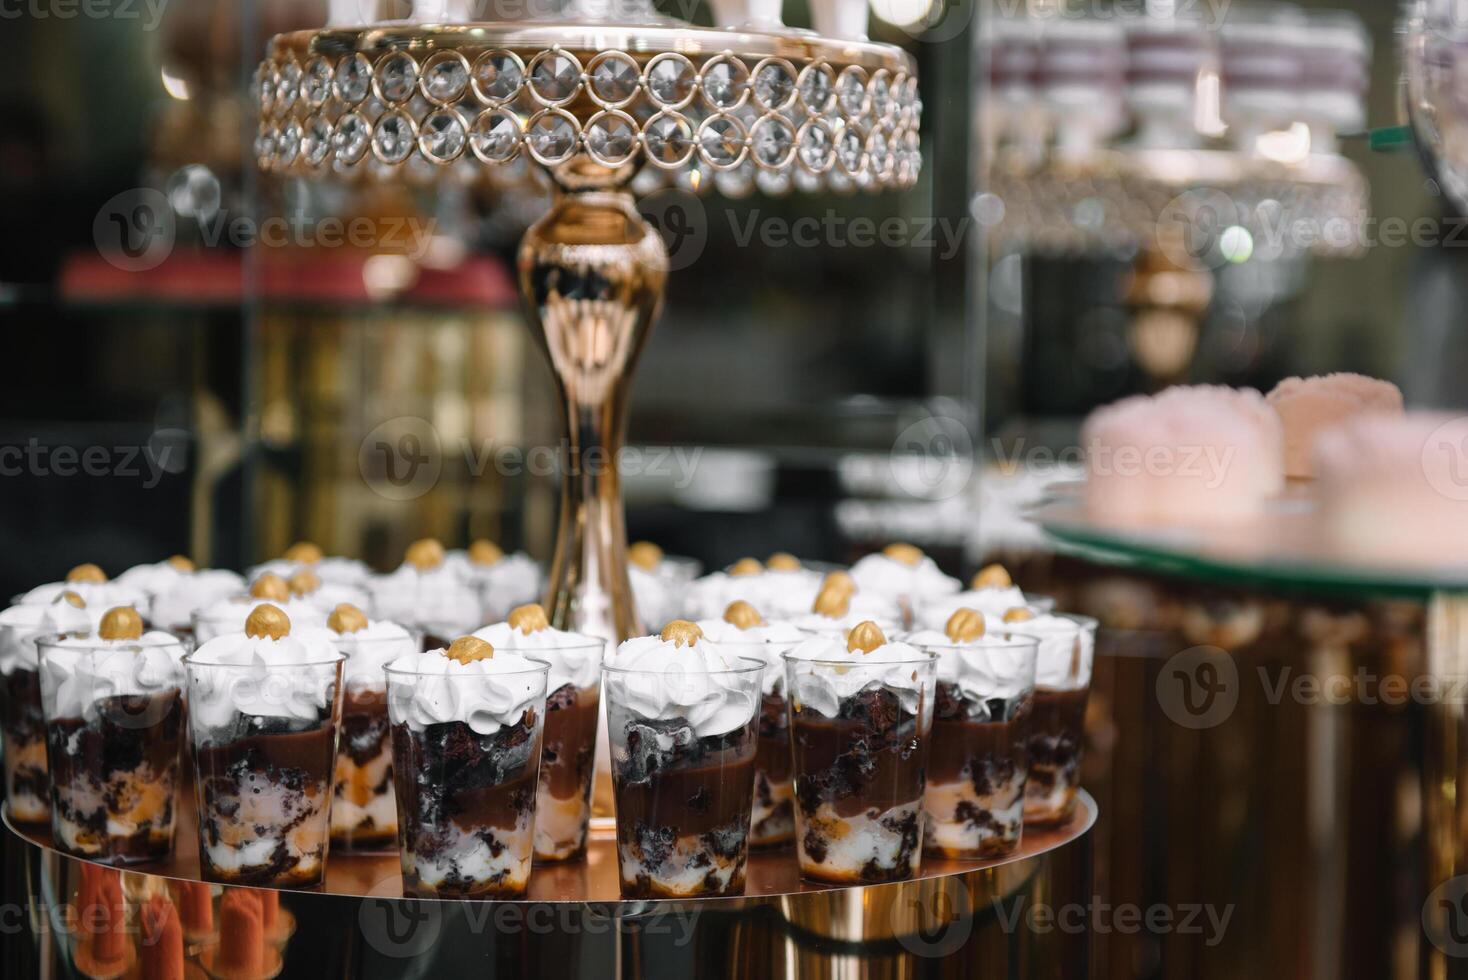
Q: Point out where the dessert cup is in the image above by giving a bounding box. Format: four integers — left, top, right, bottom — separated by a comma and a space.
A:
906, 625, 1038, 858
326, 610, 421, 851
185, 607, 345, 887
192, 573, 328, 645
368, 539, 485, 650
785, 624, 936, 884
1009, 612, 1098, 826
0, 592, 96, 823
698, 602, 807, 848
604, 623, 762, 898
386, 638, 550, 898
37, 614, 189, 864
474, 609, 604, 863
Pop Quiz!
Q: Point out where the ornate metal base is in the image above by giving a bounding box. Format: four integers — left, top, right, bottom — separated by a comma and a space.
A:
2, 794, 1095, 978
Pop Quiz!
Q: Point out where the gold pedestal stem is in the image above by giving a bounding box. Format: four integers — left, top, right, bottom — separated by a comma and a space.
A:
517, 186, 668, 643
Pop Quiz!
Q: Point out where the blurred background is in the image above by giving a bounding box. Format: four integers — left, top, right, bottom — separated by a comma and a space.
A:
1, 1, 1463, 977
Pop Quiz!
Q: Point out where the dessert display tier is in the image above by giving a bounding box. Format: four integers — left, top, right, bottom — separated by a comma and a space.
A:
3, 793, 1095, 977
1035, 482, 1468, 598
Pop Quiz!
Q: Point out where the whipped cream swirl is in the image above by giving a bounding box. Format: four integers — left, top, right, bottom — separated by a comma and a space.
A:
904, 630, 1037, 703
248, 556, 371, 587
386, 648, 547, 736
849, 554, 961, 602
20, 580, 146, 612
187, 631, 344, 731
39, 632, 188, 722
335, 620, 421, 690
917, 585, 1044, 630
695, 618, 806, 696
0, 598, 97, 675
193, 596, 328, 643
992, 613, 1096, 690
148, 570, 248, 632
367, 565, 484, 639
607, 635, 760, 737
472, 622, 604, 692
785, 634, 933, 717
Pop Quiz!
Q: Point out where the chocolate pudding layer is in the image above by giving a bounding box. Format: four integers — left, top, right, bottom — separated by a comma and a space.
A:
1, 668, 48, 823
194, 717, 337, 886
47, 690, 183, 863
534, 683, 599, 862
331, 687, 395, 849
751, 691, 794, 847
791, 688, 927, 883
611, 715, 757, 899
924, 682, 1031, 858
391, 712, 541, 898
1024, 686, 1089, 825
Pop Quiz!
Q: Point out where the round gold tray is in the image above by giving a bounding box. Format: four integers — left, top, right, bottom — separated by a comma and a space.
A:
4, 792, 1095, 977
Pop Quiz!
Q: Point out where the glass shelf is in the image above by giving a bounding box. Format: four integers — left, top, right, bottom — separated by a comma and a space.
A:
1033, 482, 1468, 599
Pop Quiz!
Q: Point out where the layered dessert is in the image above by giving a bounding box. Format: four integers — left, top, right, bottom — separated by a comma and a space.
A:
192, 573, 328, 644
368, 539, 484, 649
119, 557, 245, 636
18, 562, 147, 611
474, 604, 602, 862
850, 544, 961, 625
38, 607, 187, 863
327, 604, 419, 850
791, 572, 903, 638
697, 601, 806, 847
248, 540, 371, 589
605, 621, 762, 897
907, 609, 1038, 858
0, 591, 95, 822
628, 541, 689, 626
387, 636, 549, 898
916, 563, 1056, 631
999, 608, 1097, 825
186, 604, 344, 887
444, 539, 543, 623
785, 622, 936, 883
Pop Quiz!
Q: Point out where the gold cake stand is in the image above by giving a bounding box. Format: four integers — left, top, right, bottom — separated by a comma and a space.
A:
3, 792, 1094, 977
253, 18, 920, 645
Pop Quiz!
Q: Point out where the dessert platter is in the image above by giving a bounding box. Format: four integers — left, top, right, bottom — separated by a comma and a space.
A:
0, 545, 1097, 976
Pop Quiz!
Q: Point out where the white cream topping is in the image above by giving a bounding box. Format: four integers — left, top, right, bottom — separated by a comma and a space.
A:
187, 631, 344, 729
850, 554, 961, 601
334, 620, 420, 690
38, 633, 187, 721
904, 630, 1036, 702
116, 560, 188, 597
386, 648, 546, 736
991, 613, 1095, 689
367, 566, 484, 639
684, 569, 826, 620
472, 622, 604, 693
148, 570, 248, 631
607, 636, 760, 737
784, 634, 931, 716
193, 596, 328, 643
916, 586, 1029, 630
248, 557, 371, 587
791, 605, 902, 636
20, 580, 146, 611
0, 598, 98, 674
695, 618, 807, 696
295, 581, 373, 614
629, 565, 679, 627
